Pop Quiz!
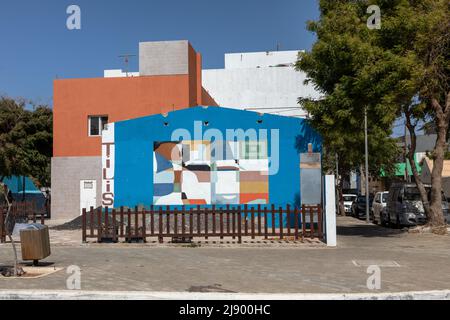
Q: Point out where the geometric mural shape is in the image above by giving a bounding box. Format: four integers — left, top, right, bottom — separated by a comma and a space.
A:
153, 140, 269, 205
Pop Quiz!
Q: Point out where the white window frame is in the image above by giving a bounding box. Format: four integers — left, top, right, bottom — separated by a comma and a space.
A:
88, 115, 108, 137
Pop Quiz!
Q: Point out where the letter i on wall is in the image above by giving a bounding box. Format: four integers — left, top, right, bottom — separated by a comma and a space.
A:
102, 123, 115, 207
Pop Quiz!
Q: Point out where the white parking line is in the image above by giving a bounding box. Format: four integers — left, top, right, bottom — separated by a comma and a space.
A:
352, 260, 401, 267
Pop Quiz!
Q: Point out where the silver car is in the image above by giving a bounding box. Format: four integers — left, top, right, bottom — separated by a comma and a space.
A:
372, 191, 388, 225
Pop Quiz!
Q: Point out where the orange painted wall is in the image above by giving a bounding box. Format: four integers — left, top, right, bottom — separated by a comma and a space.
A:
54, 43, 218, 158
53, 75, 192, 157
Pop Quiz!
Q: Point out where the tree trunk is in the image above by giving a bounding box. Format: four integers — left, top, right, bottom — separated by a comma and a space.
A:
1, 182, 19, 276
404, 109, 431, 217
428, 96, 450, 234
7, 235, 18, 277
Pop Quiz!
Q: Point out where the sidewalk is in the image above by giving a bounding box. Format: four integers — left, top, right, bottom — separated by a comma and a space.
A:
1, 289, 449, 300
1, 216, 449, 294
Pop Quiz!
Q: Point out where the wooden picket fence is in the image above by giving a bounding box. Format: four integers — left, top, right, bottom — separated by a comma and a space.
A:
82, 204, 323, 244
0, 202, 46, 243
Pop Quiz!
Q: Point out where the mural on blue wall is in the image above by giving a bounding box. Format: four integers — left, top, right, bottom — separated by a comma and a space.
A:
153, 140, 269, 205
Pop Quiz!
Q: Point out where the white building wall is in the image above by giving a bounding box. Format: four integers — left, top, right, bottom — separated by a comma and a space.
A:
202, 51, 321, 118
104, 69, 140, 78
225, 50, 302, 69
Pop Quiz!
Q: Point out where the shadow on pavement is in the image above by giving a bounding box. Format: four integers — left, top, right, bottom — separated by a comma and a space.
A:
337, 218, 405, 238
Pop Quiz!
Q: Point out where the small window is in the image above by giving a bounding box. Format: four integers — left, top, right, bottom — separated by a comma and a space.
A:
84, 181, 94, 189
89, 116, 108, 136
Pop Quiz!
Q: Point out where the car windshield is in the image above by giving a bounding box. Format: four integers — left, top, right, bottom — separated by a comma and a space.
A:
404, 187, 422, 201
382, 193, 388, 202
343, 196, 356, 201
358, 196, 373, 203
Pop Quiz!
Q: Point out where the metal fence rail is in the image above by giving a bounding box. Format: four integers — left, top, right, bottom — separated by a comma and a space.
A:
82, 204, 323, 244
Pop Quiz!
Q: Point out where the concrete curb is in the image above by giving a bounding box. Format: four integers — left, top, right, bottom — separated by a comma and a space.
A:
0, 290, 449, 300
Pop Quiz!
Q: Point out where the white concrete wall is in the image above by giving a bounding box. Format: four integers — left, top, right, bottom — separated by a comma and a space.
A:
225, 50, 302, 69
325, 175, 337, 247
104, 69, 139, 78
202, 65, 320, 118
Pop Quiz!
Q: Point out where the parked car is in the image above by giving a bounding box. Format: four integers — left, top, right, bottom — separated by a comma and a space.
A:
380, 206, 390, 226
351, 195, 374, 219
343, 194, 357, 215
372, 191, 389, 224
387, 183, 450, 227
388, 183, 427, 227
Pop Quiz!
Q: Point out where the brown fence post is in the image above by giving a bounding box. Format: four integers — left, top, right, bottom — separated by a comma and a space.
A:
294, 207, 299, 241
204, 207, 209, 240
317, 204, 323, 240
279, 206, 284, 240
150, 205, 155, 236
212, 205, 216, 237
112, 208, 117, 243
189, 207, 194, 238
286, 204, 291, 238
174, 207, 178, 236
251, 207, 255, 240
134, 206, 139, 238
237, 206, 242, 244
142, 208, 147, 243
166, 206, 170, 236
159, 207, 163, 243
271, 204, 275, 235
226, 204, 230, 236
97, 207, 102, 243
257, 205, 262, 237
127, 208, 132, 241
181, 207, 186, 237
105, 207, 109, 239
232, 206, 236, 240
82, 208, 87, 243
197, 205, 201, 237
310, 206, 315, 239
89, 207, 94, 238
301, 204, 306, 242
119, 207, 124, 238
244, 204, 248, 236
264, 206, 268, 240
219, 207, 224, 239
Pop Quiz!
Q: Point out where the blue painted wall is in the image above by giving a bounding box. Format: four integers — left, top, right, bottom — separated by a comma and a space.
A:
113, 106, 322, 210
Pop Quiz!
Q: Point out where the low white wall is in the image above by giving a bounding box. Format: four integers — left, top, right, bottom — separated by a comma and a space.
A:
324, 175, 337, 247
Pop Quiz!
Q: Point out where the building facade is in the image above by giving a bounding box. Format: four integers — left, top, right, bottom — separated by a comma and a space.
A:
202, 50, 321, 118
52, 41, 320, 220
101, 106, 322, 210
52, 40, 217, 219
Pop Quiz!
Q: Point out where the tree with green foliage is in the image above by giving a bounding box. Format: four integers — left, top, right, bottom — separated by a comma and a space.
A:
296, 0, 449, 233
0, 97, 52, 276
296, 0, 399, 215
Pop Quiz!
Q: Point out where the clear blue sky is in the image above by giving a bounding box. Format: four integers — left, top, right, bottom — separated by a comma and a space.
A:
0, 0, 319, 106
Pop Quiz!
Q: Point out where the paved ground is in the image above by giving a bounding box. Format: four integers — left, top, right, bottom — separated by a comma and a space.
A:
1, 216, 449, 293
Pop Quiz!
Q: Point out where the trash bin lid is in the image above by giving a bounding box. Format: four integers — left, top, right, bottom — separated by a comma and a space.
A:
13, 223, 46, 236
